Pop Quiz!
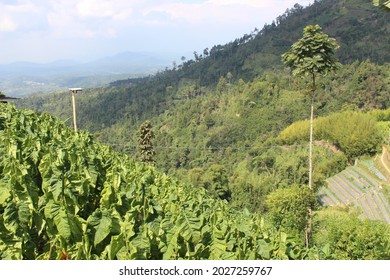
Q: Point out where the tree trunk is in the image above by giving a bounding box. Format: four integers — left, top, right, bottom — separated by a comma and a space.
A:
306, 208, 312, 248
308, 74, 315, 191
306, 73, 316, 248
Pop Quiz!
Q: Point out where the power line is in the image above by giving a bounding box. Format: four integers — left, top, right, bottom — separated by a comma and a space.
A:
100, 142, 310, 151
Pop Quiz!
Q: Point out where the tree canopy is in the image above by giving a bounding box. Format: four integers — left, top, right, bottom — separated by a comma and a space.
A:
281, 24, 340, 80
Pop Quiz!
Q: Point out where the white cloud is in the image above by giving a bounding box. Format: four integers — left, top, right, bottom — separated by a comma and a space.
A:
0, 1, 43, 33
76, 0, 133, 20
0, 17, 17, 32
209, 0, 311, 8
0, 0, 315, 63
208, 0, 269, 8
142, 2, 237, 25
76, 0, 114, 18
46, 1, 79, 36
7, 1, 38, 13
45, 0, 136, 39
141, 0, 312, 26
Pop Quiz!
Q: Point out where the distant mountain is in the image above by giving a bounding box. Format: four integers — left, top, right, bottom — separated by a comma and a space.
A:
0, 52, 172, 76
0, 60, 77, 77
77, 52, 173, 75
0, 52, 173, 97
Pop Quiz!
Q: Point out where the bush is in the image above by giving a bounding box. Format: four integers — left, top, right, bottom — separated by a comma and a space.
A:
312, 209, 390, 260
266, 185, 316, 242
278, 120, 310, 144
279, 111, 383, 159
325, 112, 382, 159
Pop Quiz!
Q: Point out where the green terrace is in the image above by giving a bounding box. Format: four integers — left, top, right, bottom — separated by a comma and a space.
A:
318, 151, 390, 224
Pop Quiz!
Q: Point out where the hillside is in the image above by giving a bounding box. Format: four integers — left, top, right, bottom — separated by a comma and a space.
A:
2, 0, 390, 260
14, 0, 390, 213
1, 103, 389, 260
1, 103, 314, 260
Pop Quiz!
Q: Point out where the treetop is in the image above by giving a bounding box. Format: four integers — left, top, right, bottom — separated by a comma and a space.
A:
281, 24, 340, 78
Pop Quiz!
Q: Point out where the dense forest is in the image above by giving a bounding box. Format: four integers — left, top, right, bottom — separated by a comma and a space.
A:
3, 0, 390, 259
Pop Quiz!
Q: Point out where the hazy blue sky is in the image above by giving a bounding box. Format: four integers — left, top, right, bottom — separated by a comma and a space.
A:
0, 0, 313, 64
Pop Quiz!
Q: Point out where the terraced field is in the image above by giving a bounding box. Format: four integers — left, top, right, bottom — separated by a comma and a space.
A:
318, 157, 390, 224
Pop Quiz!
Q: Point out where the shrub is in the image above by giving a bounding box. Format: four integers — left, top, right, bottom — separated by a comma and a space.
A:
279, 111, 382, 159
312, 209, 390, 260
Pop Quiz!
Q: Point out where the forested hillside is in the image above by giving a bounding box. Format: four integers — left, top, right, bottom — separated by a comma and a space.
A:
16, 61, 390, 212
7, 0, 390, 259
1, 104, 389, 260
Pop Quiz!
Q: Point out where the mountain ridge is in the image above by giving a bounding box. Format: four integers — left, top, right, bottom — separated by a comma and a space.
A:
0, 51, 174, 97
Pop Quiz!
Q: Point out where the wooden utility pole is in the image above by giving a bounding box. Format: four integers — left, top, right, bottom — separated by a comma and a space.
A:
69, 88, 82, 132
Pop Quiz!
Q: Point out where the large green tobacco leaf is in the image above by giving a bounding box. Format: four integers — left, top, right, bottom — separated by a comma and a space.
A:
177, 212, 204, 243
0, 185, 11, 205
2, 189, 31, 234
0, 238, 22, 260
44, 201, 83, 243
108, 233, 125, 260
87, 208, 121, 248
161, 229, 180, 260
88, 210, 112, 246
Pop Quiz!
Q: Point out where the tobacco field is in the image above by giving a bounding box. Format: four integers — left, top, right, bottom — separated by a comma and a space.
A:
0, 104, 319, 260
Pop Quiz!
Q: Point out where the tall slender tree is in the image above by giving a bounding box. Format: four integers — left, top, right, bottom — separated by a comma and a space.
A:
281, 24, 340, 247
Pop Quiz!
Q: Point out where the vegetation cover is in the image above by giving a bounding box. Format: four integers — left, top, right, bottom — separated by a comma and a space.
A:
1, 104, 323, 260
279, 110, 386, 160
2, 99, 389, 260
4, 0, 390, 259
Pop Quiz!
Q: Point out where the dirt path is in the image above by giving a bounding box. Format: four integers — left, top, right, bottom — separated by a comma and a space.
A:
380, 146, 390, 177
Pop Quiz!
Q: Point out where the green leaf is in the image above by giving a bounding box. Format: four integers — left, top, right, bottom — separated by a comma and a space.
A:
94, 216, 112, 246
88, 209, 113, 246
178, 212, 203, 243
130, 230, 151, 259
256, 239, 271, 259
99, 184, 115, 209
3, 200, 30, 234
280, 232, 288, 243
373, 0, 390, 11
45, 201, 82, 243
109, 234, 125, 260
0, 238, 23, 260
162, 230, 179, 260
0, 185, 11, 205
52, 205, 71, 241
